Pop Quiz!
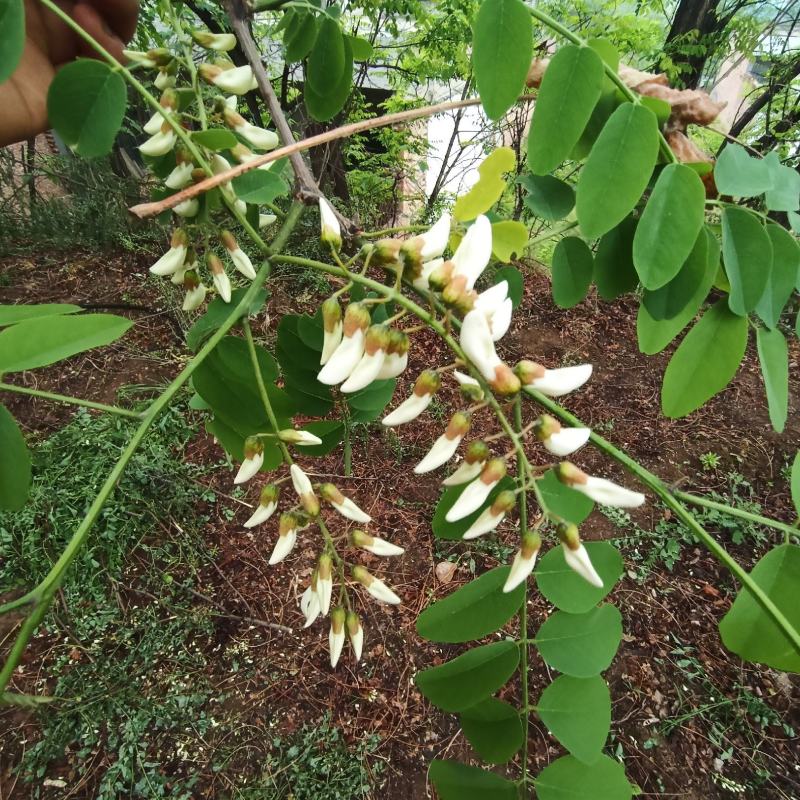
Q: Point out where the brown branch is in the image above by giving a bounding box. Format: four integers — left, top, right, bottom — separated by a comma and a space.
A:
129, 95, 535, 219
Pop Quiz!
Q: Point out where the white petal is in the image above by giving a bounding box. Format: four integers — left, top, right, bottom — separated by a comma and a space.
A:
350, 626, 364, 661
238, 122, 279, 151
231, 248, 257, 280
319, 197, 341, 242
165, 162, 194, 189
294, 431, 323, 446
332, 497, 371, 524
144, 110, 166, 135
259, 213, 277, 228
474, 281, 508, 312
460, 310, 502, 381
419, 213, 451, 259
578, 476, 645, 508
366, 578, 401, 605
340, 350, 386, 393
376, 351, 408, 380
154, 70, 175, 90
150, 245, 186, 276
182, 284, 207, 311
139, 129, 176, 157
382, 392, 432, 427
530, 364, 593, 397
268, 529, 297, 564
364, 537, 404, 556
489, 298, 513, 341
234, 451, 263, 484
224, 95, 237, 110
329, 628, 345, 667
503, 551, 538, 593
563, 543, 603, 587
290, 464, 313, 496
317, 577, 333, 616
213, 65, 257, 94
173, 198, 199, 218
462, 508, 504, 539
413, 433, 462, 474
320, 321, 343, 365
451, 214, 492, 289
543, 427, 591, 457
301, 588, 320, 628
412, 258, 443, 292
213, 270, 232, 303
445, 477, 495, 522
243, 501, 277, 528
442, 460, 484, 486
453, 369, 480, 388
317, 330, 365, 385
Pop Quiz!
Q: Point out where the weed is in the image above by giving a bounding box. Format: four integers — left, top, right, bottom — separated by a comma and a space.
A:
700, 451, 722, 471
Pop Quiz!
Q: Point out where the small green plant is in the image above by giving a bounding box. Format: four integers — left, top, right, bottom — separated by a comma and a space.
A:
700, 451, 722, 471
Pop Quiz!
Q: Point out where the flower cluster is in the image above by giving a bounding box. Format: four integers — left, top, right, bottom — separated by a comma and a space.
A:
130, 33, 281, 311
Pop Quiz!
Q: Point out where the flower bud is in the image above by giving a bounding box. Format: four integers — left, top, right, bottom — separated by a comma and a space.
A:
191, 30, 237, 51
490, 364, 521, 396
377, 330, 410, 380
516, 360, 593, 397
503, 531, 542, 593
556, 523, 603, 587
290, 464, 319, 516
329, 606, 347, 668
341, 325, 390, 393
199, 63, 258, 94
534, 415, 591, 456
278, 429, 323, 446
427, 259, 455, 292
414, 411, 471, 474
244, 483, 280, 528
319, 197, 342, 250
300, 572, 321, 627
182, 269, 207, 311
222, 107, 280, 150
220, 230, 257, 280
139, 123, 177, 157
462, 489, 515, 539
346, 611, 364, 662
381, 369, 441, 427
320, 483, 371, 523
150, 229, 188, 276
208, 254, 232, 303
234, 436, 264, 484
370, 238, 402, 267
445, 458, 507, 522
269, 512, 300, 564
555, 462, 645, 508
352, 565, 401, 605
320, 298, 343, 366
317, 303, 370, 386
349, 529, 405, 556
442, 274, 477, 313
317, 554, 333, 615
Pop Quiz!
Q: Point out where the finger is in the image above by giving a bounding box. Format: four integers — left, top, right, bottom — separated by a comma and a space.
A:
85, 0, 139, 42
72, 3, 127, 62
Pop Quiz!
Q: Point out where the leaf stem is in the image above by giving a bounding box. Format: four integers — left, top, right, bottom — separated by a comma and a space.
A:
0, 382, 142, 419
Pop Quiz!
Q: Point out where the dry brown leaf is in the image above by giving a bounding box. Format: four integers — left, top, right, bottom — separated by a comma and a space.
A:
435, 561, 457, 584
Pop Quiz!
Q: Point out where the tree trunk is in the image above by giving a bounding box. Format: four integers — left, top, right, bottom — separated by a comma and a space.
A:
662, 0, 722, 88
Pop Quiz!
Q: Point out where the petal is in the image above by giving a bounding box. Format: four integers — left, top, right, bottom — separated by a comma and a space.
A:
530, 364, 593, 397
340, 350, 386, 393
462, 508, 504, 539
317, 330, 365, 385
412, 257, 444, 292
144, 110, 166, 134
231, 249, 257, 280
332, 497, 371, 524
474, 281, 508, 312
234, 451, 263, 484
543, 427, 591, 457
489, 298, 513, 341
290, 464, 313, 496
453, 369, 480, 388
413, 433, 462, 474
329, 629, 345, 667
364, 537, 405, 556
213, 271, 232, 303
268, 529, 297, 564
445, 476, 496, 522
442, 459, 485, 486
317, 577, 333, 616
579, 476, 645, 508
382, 391, 432, 427
451, 214, 492, 288
165, 162, 194, 189
376, 351, 408, 380
503, 551, 538, 593
419, 213, 451, 259
243, 501, 277, 528
302, 592, 321, 628
150, 245, 185, 276
349, 627, 364, 661
182, 285, 206, 311
320, 322, 343, 365
366, 578, 401, 605
239, 123, 279, 151
563, 543, 603, 587
460, 310, 502, 381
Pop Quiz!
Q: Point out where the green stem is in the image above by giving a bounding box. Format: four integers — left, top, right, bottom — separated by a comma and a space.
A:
361, 225, 429, 239
0, 382, 142, 419
674, 490, 799, 539
527, 6, 676, 165
525, 387, 800, 659
514, 398, 530, 799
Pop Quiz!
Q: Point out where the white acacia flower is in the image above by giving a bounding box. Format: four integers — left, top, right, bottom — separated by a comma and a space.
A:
318, 303, 370, 385
460, 310, 502, 382
382, 370, 441, 427
446, 459, 507, 522
139, 127, 177, 157
320, 484, 371, 523
442, 440, 490, 486
278, 429, 323, 447
453, 369, 480, 388
259, 213, 277, 228
234, 437, 264, 484
516, 360, 593, 397
412, 257, 444, 292
347, 612, 363, 662
352, 566, 401, 605
462, 490, 515, 539
419, 212, 452, 260
150, 229, 187, 276
300, 575, 321, 628
223, 107, 279, 150
144, 108, 170, 135
182, 272, 207, 311
154, 70, 175, 90
320, 298, 343, 366
534, 416, 591, 457
173, 198, 199, 218
244, 484, 280, 528
341, 325, 389, 393
208, 254, 232, 303
503, 531, 542, 593
319, 197, 342, 250
191, 30, 237, 51
290, 464, 320, 516
414, 412, 471, 474
558, 523, 603, 587
556, 462, 645, 508
474, 281, 513, 341
451, 214, 492, 289
165, 161, 194, 189
221, 230, 257, 280
316, 554, 333, 616
269, 512, 301, 565
329, 607, 346, 668
376, 331, 409, 380
350, 529, 404, 556
200, 63, 258, 94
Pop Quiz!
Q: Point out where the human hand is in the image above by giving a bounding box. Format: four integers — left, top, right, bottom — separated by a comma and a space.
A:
0, 1, 139, 146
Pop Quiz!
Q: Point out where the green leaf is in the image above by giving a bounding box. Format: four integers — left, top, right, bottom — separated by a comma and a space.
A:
347, 34, 373, 61
454, 147, 516, 221
536, 605, 622, 677
306, 16, 345, 94
429, 760, 517, 800
473, 0, 533, 120
0, 0, 24, 83
756, 326, 788, 434
722, 207, 773, 316
633, 164, 706, 290
637, 227, 719, 354
587, 37, 619, 71
719, 544, 800, 672
551, 237, 594, 308
0, 314, 132, 374
231, 170, 289, 204
491, 220, 527, 262
0, 303, 81, 327
593, 217, 639, 300
576, 103, 660, 240
346, 378, 395, 422
537, 469, 594, 525
755, 224, 800, 329
528, 45, 606, 175
535, 754, 633, 800
186, 288, 267, 352
641, 227, 708, 321
791, 453, 800, 517
714, 144, 773, 197
190, 128, 239, 151
0, 403, 31, 511
536, 542, 623, 613
764, 157, 800, 212
660, 298, 748, 418
304, 35, 352, 121
432, 477, 516, 540
415, 641, 519, 712
284, 11, 318, 62
459, 698, 523, 764
494, 266, 524, 309
537, 675, 611, 764
416, 567, 524, 643
520, 174, 575, 221
276, 315, 334, 415
47, 60, 127, 158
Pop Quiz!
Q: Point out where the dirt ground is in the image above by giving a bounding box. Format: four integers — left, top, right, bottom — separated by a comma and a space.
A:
1, 248, 799, 799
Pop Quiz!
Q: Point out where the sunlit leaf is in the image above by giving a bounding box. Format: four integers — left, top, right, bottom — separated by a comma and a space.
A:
491, 220, 527, 262
453, 147, 516, 221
